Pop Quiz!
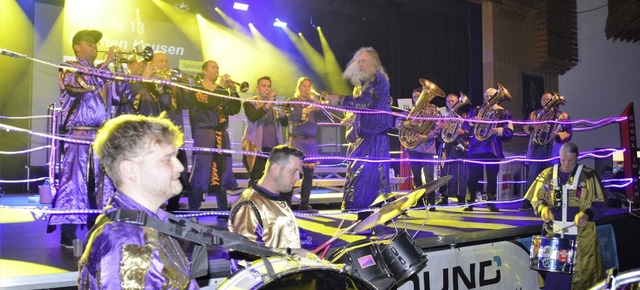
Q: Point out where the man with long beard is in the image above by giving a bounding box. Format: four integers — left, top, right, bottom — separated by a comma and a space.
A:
328, 47, 394, 228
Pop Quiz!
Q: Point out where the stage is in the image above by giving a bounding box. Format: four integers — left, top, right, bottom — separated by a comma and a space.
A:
1, 192, 639, 290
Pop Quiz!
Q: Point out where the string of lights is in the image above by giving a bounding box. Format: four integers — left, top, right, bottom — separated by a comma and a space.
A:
0, 48, 630, 127
0, 121, 626, 165
0, 115, 51, 120
0, 145, 51, 155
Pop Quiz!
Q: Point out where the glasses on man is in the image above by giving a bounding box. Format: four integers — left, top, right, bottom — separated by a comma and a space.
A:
82, 38, 98, 46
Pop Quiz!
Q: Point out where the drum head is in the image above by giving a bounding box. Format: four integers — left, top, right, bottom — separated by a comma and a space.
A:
260, 268, 377, 290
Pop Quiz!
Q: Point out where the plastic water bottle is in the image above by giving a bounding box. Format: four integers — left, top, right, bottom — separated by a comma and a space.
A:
389, 168, 395, 179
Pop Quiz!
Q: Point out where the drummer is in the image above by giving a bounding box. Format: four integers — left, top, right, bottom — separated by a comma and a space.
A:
228, 145, 312, 272
527, 142, 607, 289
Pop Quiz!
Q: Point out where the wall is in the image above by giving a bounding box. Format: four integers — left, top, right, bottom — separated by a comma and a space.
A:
487, 1, 560, 155
559, 0, 640, 167
0, 0, 34, 193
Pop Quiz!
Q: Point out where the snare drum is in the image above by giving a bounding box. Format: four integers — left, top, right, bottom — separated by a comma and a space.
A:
218, 256, 376, 290
380, 230, 429, 285
529, 235, 577, 273
329, 239, 395, 290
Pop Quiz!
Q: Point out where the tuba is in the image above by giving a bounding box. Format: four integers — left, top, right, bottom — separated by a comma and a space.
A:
441, 92, 470, 143
399, 78, 445, 149
531, 92, 566, 145
473, 84, 512, 141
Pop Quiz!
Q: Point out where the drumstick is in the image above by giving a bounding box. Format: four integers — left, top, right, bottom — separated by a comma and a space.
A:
320, 244, 331, 259
311, 221, 360, 254
310, 218, 346, 254
316, 219, 346, 258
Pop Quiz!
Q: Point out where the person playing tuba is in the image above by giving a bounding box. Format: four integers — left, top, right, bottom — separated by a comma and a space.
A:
435, 93, 471, 206
519, 91, 572, 211
396, 87, 442, 210
463, 86, 513, 212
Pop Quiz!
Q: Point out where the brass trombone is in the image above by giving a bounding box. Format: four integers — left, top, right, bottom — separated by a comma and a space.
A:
308, 89, 341, 122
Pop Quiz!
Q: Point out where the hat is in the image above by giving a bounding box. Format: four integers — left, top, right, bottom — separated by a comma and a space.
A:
72, 30, 103, 45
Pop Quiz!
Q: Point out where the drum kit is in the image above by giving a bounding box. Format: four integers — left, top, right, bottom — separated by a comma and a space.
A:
218, 176, 453, 290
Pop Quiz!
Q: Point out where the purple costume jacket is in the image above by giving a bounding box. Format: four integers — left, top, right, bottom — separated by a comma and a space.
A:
78, 193, 198, 289
50, 59, 133, 226
342, 71, 393, 210
285, 97, 320, 157
464, 106, 514, 158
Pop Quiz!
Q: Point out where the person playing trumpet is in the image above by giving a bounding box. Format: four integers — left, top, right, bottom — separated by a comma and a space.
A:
146, 51, 190, 211
242, 76, 289, 185
281, 77, 322, 212
188, 60, 241, 213
50, 29, 137, 248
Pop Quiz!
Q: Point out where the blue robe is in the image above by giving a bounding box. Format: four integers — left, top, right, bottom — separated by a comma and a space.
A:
341, 71, 393, 210
50, 59, 134, 226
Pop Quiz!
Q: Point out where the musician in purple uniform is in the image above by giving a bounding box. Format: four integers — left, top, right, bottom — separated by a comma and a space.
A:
188, 60, 241, 213
79, 114, 197, 289
519, 92, 572, 211
281, 77, 321, 211
242, 76, 288, 185
463, 87, 513, 212
49, 29, 135, 248
396, 87, 440, 210
328, 47, 393, 223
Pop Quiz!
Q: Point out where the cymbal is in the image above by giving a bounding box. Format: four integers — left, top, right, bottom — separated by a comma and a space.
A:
370, 192, 402, 207
351, 175, 453, 233
418, 175, 453, 196
352, 188, 425, 233
403, 175, 453, 208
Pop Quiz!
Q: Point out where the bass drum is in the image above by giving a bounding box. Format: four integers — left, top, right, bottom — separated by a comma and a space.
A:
218, 256, 376, 290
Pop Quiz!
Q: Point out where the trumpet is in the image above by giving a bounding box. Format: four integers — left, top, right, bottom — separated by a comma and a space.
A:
98, 46, 154, 63
223, 79, 249, 93
172, 70, 202, 86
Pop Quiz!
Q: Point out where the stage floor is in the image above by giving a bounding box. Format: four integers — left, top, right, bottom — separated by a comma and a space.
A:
0, 193, 636, 289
